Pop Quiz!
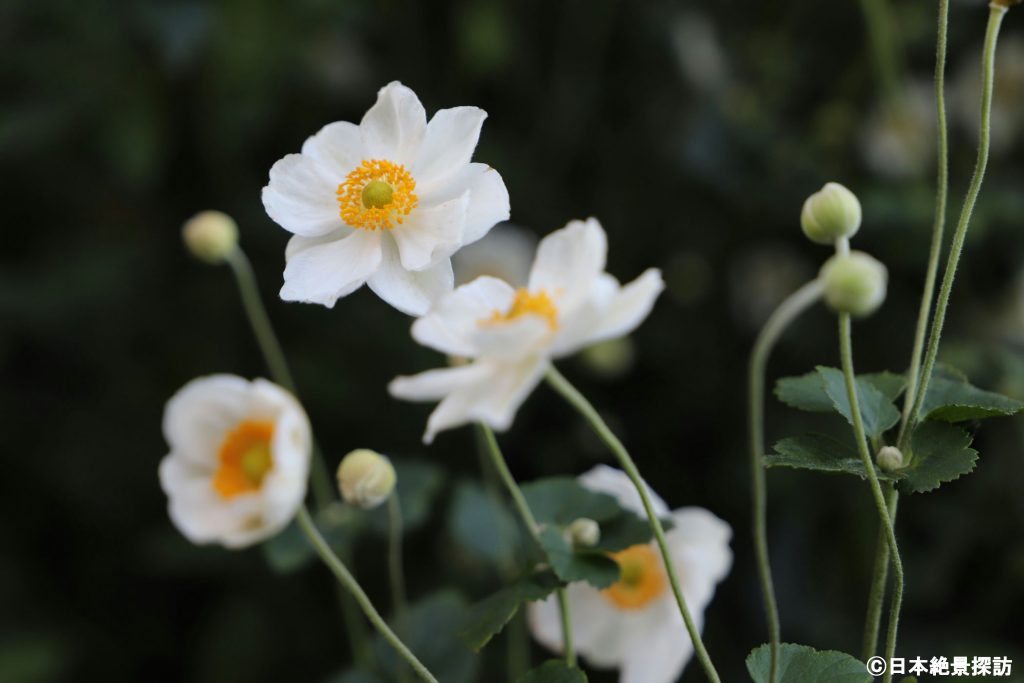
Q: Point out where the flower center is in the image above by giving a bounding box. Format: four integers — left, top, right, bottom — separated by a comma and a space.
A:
601, 544, 668, 610
336, 159, 418, 230
487, 288, 559, 330
213, 420, 275, 499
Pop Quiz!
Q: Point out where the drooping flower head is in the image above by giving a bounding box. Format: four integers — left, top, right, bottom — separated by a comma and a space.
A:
389, 218, 664, 443
263, 81, 510, 315
528, 466, 733, 683
159, 375, 311, 548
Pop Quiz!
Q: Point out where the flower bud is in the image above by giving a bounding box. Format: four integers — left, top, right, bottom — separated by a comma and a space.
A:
876, 446, 905, 472
337, 449, 396, 509
565, 518, 601, 548
800, 183, 862, 245
820, 251, 888, 317
182, 211, 238, 264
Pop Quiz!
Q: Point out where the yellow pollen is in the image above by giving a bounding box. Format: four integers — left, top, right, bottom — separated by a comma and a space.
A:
213, 420, 275, 499
337, 159, 417, 230
487, 288, 559, 330
601, 544, 668, 610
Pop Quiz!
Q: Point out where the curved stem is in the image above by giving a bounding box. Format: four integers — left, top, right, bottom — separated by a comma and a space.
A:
295, 506, 439, 683
476, 423, 575, 668
861, 484, 899, 661
899, 0, 951, 440
225, 248, 333, 508
838, 315, 904, 683
903, 3, 1008, 446
749, 279, 825, 683
545, 367, 722, 683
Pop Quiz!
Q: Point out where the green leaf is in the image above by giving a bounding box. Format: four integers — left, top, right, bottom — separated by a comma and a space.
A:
448, 480, 522, 566
766, 435, 897, 481
460, 572, 563, 652
818, 366, 901, 438
594, 511, 655, 552
366, 459, 445, 535
521, 477, 622, 525
776, 370, 904, 417
517, 660, 589, 682
538, 528, 620, 588
374, 591, 478, 683
898, 421, 978, 494
746, 643, 870, 683
920, 376, 1024, 422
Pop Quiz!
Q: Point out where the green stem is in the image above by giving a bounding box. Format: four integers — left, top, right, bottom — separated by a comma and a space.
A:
749, 279, 825, 683
476, 423, 575, 668
545, 367, 722, 683
904, 3, 1008, 446
295, 506, 439, 683
225, 248, 333, 508
838, 315, 904, 683
859, 0, 903, 99
899, 0, 952, 445
861, 484, 899, 661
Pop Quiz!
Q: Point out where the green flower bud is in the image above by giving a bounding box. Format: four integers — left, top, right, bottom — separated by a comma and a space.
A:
337, 449, 396, 509
876, 445, 904, 472
820, 251, 888, 317
565, 518, 601, 548
801, 182, 862, 245
182, 210, 239, 264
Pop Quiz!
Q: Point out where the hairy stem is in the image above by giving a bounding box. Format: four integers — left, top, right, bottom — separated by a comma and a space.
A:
861, 484, 899, 661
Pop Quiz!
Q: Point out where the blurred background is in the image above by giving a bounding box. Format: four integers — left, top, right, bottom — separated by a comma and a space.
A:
3, 0, 1024, 680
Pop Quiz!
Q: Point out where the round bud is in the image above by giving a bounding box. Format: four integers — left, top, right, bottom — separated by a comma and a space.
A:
565, 518, 601, 548
182, 211, 238, 264
800, 182, 862, 245
337, 449, 396, 509
820, 251, 888, 317
876, 446, 905, 472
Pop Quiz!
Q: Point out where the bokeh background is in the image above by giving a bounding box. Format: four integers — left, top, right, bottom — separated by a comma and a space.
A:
3, 0, 1024, 681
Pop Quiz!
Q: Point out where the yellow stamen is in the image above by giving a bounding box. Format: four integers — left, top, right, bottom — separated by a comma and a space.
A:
336, 159, 417, 230
601, 544, 668, 610
487, 288, 559, 330
213, 420, 275, 499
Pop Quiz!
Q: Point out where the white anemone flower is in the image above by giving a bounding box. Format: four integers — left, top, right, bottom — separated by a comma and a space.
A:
389, 218, 664, 443
528, 465, 733, 683
452, 222, 537, 287
159, 375, 312, 549
263, 81, 511, 315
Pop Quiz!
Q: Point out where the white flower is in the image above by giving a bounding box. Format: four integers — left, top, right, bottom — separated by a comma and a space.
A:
528, 466, 733, 683
389, 218, 664, 443
159, 375, 312, 549
263, 81, 511, 315
452, 222, 537, 287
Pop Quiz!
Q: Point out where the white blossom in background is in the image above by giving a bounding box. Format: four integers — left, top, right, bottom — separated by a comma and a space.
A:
263, 81, 510, 315
952, 35, 1024, 156
452, 222, 536, 287
859, 80, 934, 179
389, 218, 664, 443
159, 375, 311, 548
528, 466, 733, 683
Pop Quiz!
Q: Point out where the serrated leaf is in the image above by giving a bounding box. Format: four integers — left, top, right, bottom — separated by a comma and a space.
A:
818, 366, 901, 438
746, 643, 870, 683
766, 435, 897, 481
448, 480, 522, 566
460, 572, 563, 652
538, 528, 620, 588
861, 371, 906, 401
594, 511, 654, 552
920, 376, 1024, 422
517, 660, 589, 682
898, 421, 978, 494
776, 370, 904, 416
521, 477, 622, 525
376, 591, 478, 683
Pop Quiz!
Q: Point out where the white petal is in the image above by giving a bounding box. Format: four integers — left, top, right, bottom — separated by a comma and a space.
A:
413, 106, 487, 190
472, 315, 553, 360
420, 163, 510, 245
618, 602, 693, 683
301, 121, 364, 177
454, 356, 547, 435
162, 374, 252, 468
577, 464, 671, 518
389, 362, 493, 402
529, 218, 608, 312
410, 276, 517, 356
559, 583, 631, 668
367, 236, 454, 315
668, 507, 733, 610
390, 192, 470, 271
281, 230, 382, 308
583, 268, 665, 346
262, 153, 344, 237
360, 81, 426, 164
